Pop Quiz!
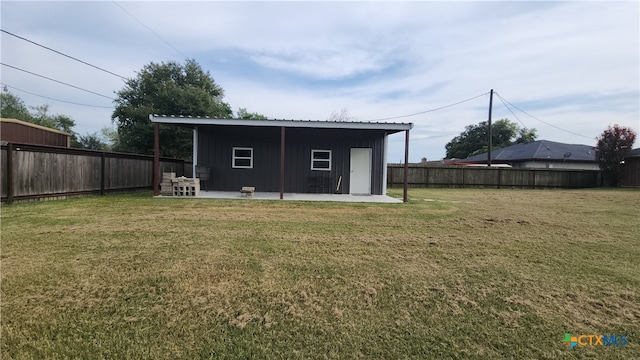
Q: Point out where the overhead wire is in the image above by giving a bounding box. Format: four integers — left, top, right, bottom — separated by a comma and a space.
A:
494, 92, 529, 129
389, 132, 460, 143
495, 93, 593, 139
112, 1, 189, 60
364, 92, 489, 122
1, 82, 113, 109
1, 29, 127, 80
1, 63, 116, 100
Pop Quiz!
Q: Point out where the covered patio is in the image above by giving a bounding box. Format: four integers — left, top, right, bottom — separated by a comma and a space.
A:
151, 115, 412, 202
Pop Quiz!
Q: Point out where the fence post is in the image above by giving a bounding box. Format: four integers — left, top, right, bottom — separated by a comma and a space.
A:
390, 166, 395, 187
462, 167, 465, 188
7, 142, 13, 204
426, 166, 429, 188
100, 152, 106, 195
568, 171, 573, 188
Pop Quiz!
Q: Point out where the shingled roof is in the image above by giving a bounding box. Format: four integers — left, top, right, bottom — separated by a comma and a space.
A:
462, 140, 596, 163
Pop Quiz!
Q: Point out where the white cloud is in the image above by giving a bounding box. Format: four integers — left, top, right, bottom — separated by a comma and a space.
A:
1, 1, 637, 161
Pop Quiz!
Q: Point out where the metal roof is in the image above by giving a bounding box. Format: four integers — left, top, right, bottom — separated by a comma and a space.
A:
149, 114, 413, 132
462, 140, 596, 163
1, 118, 71, 136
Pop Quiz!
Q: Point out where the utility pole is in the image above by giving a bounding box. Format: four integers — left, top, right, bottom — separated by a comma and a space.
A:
487, 89, 494, 167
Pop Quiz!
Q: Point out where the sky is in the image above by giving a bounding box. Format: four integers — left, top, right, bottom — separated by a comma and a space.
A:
1, 1, 638, 162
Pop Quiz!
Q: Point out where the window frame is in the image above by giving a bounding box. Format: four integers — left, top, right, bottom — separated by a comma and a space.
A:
232, 147, 253, 169
311, 149, 332, 171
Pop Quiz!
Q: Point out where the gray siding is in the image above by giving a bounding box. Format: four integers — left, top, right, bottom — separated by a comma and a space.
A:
197, 126, 387, 194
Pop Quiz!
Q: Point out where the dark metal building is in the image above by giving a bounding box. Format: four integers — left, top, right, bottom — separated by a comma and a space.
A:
150, 116, 412, 200
1, 118, 71, 147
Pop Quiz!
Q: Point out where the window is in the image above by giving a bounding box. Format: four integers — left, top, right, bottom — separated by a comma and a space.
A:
233, 147, 253, 168
311, 150, 331, 171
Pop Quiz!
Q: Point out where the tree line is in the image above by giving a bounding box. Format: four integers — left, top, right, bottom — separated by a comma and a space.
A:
1, 59, 267, 157
1, 59, 635, 186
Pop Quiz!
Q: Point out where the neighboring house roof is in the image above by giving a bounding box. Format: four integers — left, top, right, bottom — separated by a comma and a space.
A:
461, 140, 596, 163
149, 115, 413, 133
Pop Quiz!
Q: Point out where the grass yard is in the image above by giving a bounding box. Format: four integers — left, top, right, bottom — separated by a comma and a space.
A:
1, 188, 639, 359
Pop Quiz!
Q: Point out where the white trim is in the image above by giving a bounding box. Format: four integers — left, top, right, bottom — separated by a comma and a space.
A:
232, 147, 253, 168
149, 115, 412, 132
311, 149, 332, 171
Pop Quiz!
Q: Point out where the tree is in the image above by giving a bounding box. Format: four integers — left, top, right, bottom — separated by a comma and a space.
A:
29, 104, 76, 134
112, 59, 232, 159
1, 86, 32, 121
100, 126, 120, 149
77, 132, 110, 151
1, 87, 80, 146
328, 108, 356, 122
236, 107, 267, 120
445, 118, 537, 159
596, 124, 636, 186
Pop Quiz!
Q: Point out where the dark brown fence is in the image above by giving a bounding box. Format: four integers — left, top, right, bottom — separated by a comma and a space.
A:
387, 165, 601, 189
1, 142, 192, 203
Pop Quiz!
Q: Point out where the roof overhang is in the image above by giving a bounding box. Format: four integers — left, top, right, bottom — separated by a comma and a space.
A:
149, 115, 413, 134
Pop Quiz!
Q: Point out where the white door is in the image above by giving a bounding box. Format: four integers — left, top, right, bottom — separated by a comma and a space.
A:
350, 148, 372, 195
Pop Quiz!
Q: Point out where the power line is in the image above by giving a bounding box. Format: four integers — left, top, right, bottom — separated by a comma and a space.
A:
494, 92, 529, 129
495, 93, 592, 139
364, 92, 489, 122
112, 1, 189, 60
1, 63, 116, 100
1, 82, 113, 109
1, 29, 127, 80
389, 133, 459, 142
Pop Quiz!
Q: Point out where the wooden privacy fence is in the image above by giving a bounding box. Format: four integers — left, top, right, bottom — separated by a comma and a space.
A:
387, 165, 602, 189
1, 142, 192, 203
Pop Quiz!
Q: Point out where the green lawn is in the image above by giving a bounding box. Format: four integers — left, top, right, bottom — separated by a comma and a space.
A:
1, 188, 638, 359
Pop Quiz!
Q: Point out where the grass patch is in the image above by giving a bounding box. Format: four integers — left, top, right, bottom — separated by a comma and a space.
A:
2, 189, 639, 358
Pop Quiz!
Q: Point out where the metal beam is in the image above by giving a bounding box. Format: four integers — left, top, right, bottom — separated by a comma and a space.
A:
192, 126, 198, 178
280, 126, 285, 199
153, 123, 160, 196
403, 129, 410, 203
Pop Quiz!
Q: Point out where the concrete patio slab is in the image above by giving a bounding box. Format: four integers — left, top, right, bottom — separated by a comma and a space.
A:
158, 191, 403, 203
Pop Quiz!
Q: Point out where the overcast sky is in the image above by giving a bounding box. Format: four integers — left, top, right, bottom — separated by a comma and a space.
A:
1, 1, 638, 162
